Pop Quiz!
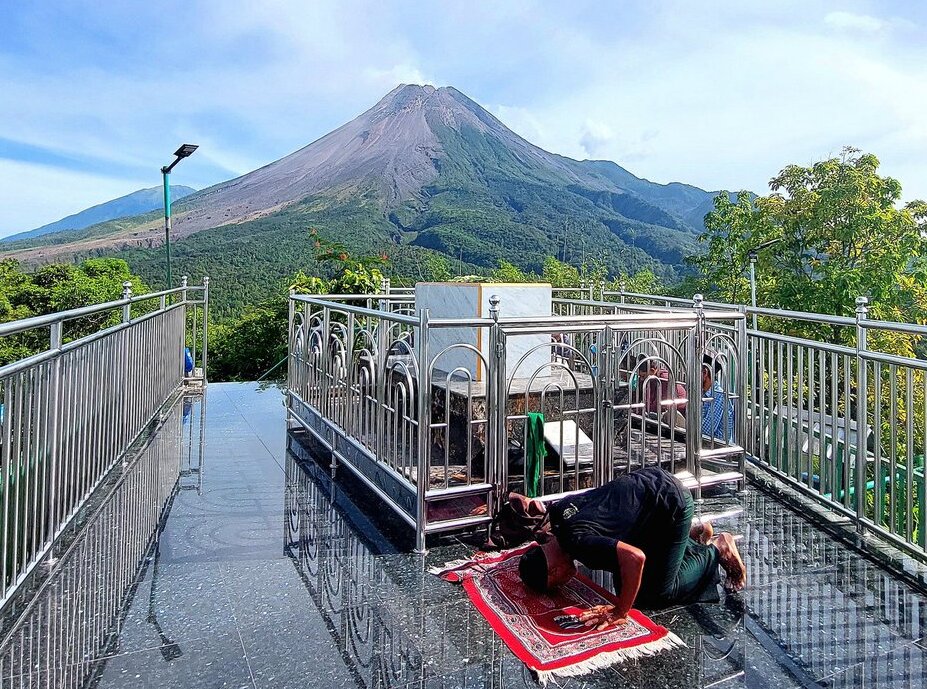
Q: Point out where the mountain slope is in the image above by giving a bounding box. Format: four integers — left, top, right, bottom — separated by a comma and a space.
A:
2, 85, 729, 315
2, 185, 195, 243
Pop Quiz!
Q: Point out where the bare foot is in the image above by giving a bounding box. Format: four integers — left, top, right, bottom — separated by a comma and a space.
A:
690, 520, 714, 545
711, 532, 746, 591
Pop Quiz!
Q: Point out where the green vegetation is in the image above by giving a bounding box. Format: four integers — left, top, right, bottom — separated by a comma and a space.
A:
206, 238, 387, 381
689, 148, 927, 543
0, 258, 150, 366
690, 147, 927, 349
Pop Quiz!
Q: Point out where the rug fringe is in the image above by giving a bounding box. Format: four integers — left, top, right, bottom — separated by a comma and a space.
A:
534, 631, 686, 686
427, 557, 472, 576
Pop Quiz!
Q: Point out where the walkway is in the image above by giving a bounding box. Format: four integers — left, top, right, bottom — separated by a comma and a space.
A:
1, 383, 925, 688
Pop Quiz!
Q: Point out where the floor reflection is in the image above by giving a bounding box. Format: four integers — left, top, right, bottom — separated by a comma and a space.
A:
0, 383, 924, 688
283, 432, 748, 688
0, 394, 204, 689
740, 489, 927, 687
284, 427, 927, 688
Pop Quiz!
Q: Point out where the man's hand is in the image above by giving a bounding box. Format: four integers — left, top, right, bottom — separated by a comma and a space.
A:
555, 605, 629, 631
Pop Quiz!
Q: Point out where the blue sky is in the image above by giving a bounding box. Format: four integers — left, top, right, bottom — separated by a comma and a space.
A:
1, 0, 925, 237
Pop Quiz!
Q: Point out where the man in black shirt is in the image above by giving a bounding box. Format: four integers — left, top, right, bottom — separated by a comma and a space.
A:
518, 467, 745, 629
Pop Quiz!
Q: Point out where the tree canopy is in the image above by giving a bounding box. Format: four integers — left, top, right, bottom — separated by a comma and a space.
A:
691, 147, 927, 348
0, 258, 151, 366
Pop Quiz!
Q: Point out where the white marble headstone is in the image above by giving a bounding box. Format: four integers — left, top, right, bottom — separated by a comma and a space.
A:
415, 282, 553, 382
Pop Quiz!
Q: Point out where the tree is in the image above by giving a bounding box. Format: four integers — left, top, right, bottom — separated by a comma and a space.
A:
693, 148, 927, 348
688, 191, 760, 305
608, 268, 662, 295
0, 258, 150, 366
541, 256, 580, 287
206, 228, 389, 381
490, 260, 532, 283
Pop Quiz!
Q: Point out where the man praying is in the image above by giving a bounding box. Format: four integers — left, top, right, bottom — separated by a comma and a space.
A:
517, 467, 745, 629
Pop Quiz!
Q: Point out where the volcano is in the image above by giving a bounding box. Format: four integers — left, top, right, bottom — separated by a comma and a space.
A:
3, 85, 725, 315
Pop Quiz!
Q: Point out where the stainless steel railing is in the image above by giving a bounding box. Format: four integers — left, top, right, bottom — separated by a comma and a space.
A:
286, 289, 745, 551
0, 394, 194, 687
0, 278, 209, 608
605, 288, 927, 560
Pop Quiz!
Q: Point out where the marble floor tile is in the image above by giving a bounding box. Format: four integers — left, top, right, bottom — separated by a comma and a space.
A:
3, 383, 927, 689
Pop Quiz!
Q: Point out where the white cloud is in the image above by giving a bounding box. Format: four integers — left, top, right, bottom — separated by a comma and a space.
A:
364, 65, 436, 91
579, 121, 615, 159
2, 0, 927, 237
824, 11, 885, 33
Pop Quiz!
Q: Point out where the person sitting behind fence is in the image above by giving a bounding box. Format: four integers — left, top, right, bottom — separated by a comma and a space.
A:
551, 332, 571, 360
702, 357, 734, 442
516, 467, 746, 628
640, 357, 687, 426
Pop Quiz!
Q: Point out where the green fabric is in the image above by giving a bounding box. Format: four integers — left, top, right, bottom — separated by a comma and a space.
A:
525, 412, 546, 498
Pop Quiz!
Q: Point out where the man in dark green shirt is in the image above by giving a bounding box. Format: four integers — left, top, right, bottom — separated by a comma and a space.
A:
518, 467, 745, 629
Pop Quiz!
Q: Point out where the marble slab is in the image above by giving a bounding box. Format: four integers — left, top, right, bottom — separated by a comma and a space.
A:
415, 282, 553, 382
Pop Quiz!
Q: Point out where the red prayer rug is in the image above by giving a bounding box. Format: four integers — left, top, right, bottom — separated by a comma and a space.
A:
430, 544, 684, 684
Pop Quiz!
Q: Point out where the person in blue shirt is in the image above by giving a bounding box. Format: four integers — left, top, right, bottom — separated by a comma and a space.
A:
701, 359, 734, 442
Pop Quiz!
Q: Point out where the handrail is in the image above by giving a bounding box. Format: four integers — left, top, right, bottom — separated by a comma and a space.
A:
0, 284, 202, 337
291, 295, 420, 325
0, 277, 211, 609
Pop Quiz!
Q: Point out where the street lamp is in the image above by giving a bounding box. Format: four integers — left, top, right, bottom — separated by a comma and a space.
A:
161, 144, 198, 288
748, 250, 758, 330
747, 237, 783, 330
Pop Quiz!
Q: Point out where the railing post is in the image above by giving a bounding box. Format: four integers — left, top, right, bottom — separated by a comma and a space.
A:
375, 306, 388, 465
596, 325, 614, 486
687, 294, 705, 500
287, 289, 296, 396
321, 305, 332, 420
735, 305, 748, 489
181, 275, 193, 375
488, 295, 507, 502
344, 311, 355, 439
415, 307, 431, 553
121, 282, 132, 322
379, 277, 389, 312
855, 296, 869, 532
45, 321, 62, 544
619, 281, 626, 305
202, 277, 210, 385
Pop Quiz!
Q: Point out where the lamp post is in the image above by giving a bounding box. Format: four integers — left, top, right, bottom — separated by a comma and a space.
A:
161, 144, 198, 288
746, 237, 784, 331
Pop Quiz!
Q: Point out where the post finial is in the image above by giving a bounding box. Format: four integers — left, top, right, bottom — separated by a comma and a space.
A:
855, 296, 869, 315
488, 294, 501, 322
122, 281, 132, 299
181, 275, 188, 287
693, 293, 704, 310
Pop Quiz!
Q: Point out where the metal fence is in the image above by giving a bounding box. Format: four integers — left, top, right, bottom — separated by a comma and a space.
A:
0, 393, 198, 688
0, 278, 209, 609
286, 288, 745, 551
607, 288, 927, 561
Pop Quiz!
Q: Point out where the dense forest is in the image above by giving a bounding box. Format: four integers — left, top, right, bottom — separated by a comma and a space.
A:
3, 148, 925, 379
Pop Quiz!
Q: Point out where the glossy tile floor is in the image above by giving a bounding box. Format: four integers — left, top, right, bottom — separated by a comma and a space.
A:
1, 382, 926, 688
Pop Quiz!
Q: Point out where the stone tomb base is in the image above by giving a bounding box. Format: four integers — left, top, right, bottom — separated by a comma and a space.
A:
429, 371, 622, 493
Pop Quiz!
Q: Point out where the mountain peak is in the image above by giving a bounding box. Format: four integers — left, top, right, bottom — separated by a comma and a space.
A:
2, 84, 719, 279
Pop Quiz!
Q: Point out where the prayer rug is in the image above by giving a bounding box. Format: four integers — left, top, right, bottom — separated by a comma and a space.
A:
430, 544, 684, 684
